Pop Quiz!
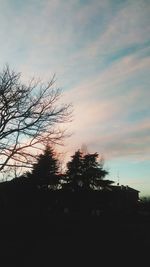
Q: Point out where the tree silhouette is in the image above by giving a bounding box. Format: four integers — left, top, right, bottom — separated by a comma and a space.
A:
82, 153, 113, 190
30, 146, 60, 190
64, 150, 113, 191
0, 65, 71, 177
64, 150, 83, 191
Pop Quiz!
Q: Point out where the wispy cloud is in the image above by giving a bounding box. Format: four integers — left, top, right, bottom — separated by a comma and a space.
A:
85, 1, 150, 55
62, 51, 150, 160
0, 0, 150, 192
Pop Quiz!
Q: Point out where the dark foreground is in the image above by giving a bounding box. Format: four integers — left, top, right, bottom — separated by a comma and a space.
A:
0, 212, 150, 266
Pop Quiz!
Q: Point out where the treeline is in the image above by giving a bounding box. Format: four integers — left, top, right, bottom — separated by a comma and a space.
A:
0, 146, 115, 220
21, 145, 114, 192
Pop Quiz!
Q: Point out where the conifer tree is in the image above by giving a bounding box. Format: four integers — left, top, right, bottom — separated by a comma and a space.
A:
31, 146, 60, 190
65, 150, 113, 191
65, 150, 83, 191
82, 153, 111, 190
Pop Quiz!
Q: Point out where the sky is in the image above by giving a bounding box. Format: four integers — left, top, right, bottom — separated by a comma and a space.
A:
0, 0, 150, 196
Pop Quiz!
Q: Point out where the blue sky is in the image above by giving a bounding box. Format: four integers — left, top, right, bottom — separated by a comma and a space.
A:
0, 0, 150, 196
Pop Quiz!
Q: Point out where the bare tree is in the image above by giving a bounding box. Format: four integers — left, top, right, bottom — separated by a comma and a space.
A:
0, 65, 71, 177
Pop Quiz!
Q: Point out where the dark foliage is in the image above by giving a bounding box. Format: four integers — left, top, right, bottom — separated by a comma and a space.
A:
28, 145, 60, 190
63, 150, 113, 191
64, 150, 83, 191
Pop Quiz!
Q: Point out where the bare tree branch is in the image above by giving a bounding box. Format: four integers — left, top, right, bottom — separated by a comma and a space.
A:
0, 65, 72, 176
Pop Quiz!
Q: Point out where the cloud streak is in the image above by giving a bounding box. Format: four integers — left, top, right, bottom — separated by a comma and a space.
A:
0, 0, 150, 193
